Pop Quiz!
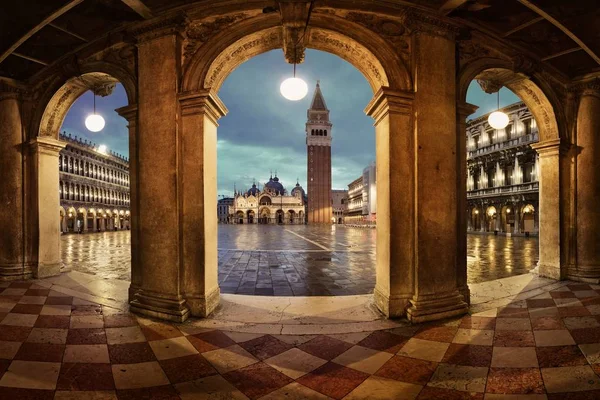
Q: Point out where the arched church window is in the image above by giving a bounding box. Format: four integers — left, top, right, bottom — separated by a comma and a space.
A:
324, 130, 327, 136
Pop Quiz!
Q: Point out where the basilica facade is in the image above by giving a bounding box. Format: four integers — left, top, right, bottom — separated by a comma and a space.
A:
229, 176, 306, 224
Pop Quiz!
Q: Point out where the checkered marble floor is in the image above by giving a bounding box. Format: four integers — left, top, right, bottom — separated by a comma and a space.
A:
2, 281, 600, 399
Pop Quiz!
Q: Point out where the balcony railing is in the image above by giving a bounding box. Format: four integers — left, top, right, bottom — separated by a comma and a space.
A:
467, 181, 538, 198
467, 132, 539, 159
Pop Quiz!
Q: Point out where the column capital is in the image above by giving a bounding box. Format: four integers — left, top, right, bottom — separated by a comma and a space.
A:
29, 136, 66, 156
116, 104, 138, 125
129, 12, 187, 44
530, 138, 569, 156
365, 87, 414, 125
457, 101, 479, 119
0, 78, 28, 102
178, 90, 228, 125
570, 78, 600, 99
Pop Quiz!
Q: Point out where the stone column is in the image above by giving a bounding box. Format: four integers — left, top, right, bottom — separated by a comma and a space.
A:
572, 88, 600, 281
406, 32, 467, 322
129, 21, 190, 322
116, 105, 139, 301
0, 87, 30, 280
179, 91, 227, 317
366, 88, 415, 318
514, 207, 521, 234
457, 103, 478, 305
28, 137, 66, 278
531, 139, 567, 279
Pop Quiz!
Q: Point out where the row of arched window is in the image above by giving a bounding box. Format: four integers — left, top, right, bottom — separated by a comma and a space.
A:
310, 129, 328, 136
59, 181, 130, 206
59, 154, 129, 186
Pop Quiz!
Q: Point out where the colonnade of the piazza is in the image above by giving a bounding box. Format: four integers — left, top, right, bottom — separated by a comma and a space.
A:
2, 26, 600, 324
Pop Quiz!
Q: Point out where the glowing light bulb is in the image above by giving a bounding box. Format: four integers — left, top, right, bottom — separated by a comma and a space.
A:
488, 111, 509, 130
280, 77, 308, 101
85, 114, 105, 132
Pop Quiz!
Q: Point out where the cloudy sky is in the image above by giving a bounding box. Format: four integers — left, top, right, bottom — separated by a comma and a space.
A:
62, 49, 519, 197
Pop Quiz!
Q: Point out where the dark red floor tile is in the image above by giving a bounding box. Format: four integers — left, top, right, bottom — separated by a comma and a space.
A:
187, 330, 235, 353
140, 322, 184, 341
71, 304, 102, 315
224, 362, 293, 399
417, 387, 484, 400
108, 342, 156, 364
104, 314, 138, 328
548, 391, 600, 400
0, 359, 10, 375
0, 295, 23, 302
441, 344, 492, 367
10, 304, 43, 315
57, 363, 115, 390
14, 342, 65, 362
527, 299, 557, 308
24, 289, 50, 296
486, 367, 545, 394
9, 282, 32, 289
414, 326, 458, 343
375, 355, 437, 385
239, 335, 293, 360
592, 363, 600, 377
159, 354, 217, 384
34, 315, 70, 329
497, 307, 529, 318
44, 296, 73, 305
550, 291, 576, 299
559, 306, 592, 317
298, 335, 353, 360
536, 345, 587, 368
0, 325, 32, 341
297, 362, 368, 400
567, 284, 592, 291
570, 328, 600, 344
358, 330, 408, 354
0, 388, 54, 400
493, 330, 536, 347
116, 385, 181, 400
531, 316, 565, 330
66, 328, 107, 344
460, 316, 496, 330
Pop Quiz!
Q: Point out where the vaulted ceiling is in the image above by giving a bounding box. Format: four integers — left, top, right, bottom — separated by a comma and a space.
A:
1, 0, 598, 82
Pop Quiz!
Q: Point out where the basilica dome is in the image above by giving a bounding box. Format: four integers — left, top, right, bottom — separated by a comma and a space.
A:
247, 183, 259, 196
264, 176, 285, 195
291, 182, 305, 198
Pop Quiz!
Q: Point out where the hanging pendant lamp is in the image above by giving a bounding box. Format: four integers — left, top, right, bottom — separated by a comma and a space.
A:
488, 89, 509, 130
280, 58, 308, 101
85, 90, 105, 132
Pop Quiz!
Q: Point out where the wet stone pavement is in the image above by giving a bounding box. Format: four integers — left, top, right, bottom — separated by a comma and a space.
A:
61, 227, 539, 296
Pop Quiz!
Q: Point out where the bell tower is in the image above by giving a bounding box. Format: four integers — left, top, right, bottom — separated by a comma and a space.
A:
306, 81, 332, 224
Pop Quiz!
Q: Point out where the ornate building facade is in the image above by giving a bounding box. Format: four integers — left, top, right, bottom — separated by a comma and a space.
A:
467, 102, 539, 235
345, 162, 377, 225
59, 133, 130, 233
332, 189, 348, 224
306, 81, 332, 224
229, 176, 305, 224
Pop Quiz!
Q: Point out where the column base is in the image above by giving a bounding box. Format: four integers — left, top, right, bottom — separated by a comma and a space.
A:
568, 264, 600, 284
128, 284, 141, 304
406, 291, 468, 324
32, 261, 62, 279
130, 290, 190, 323
186, 286, 220, 317
373, 286, 412, 318
0, 262, 33, 281
458, 285, 471, 306
538, 262, 565, 281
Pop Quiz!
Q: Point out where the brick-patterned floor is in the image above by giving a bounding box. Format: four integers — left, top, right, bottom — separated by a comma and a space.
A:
1, 281, 600, 398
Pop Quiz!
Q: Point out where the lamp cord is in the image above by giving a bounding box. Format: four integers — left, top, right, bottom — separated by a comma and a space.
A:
497, 90, 500, 110
291, 0, 314, 75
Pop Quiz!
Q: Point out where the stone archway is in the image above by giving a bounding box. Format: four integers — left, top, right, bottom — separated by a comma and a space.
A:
457, 59, 568, 280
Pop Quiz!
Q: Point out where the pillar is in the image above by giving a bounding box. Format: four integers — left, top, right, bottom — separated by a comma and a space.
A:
129, 22, 190, 322
572, 88, 600, 281
405, 32, 467, 322
28, 137, 66, 278
457, 103, 478, 305
366, 88, 415, 318
514, 207, 521, 234
0, 88, 30, 280
531, 139, 567, 280
179, 91, 226, 317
